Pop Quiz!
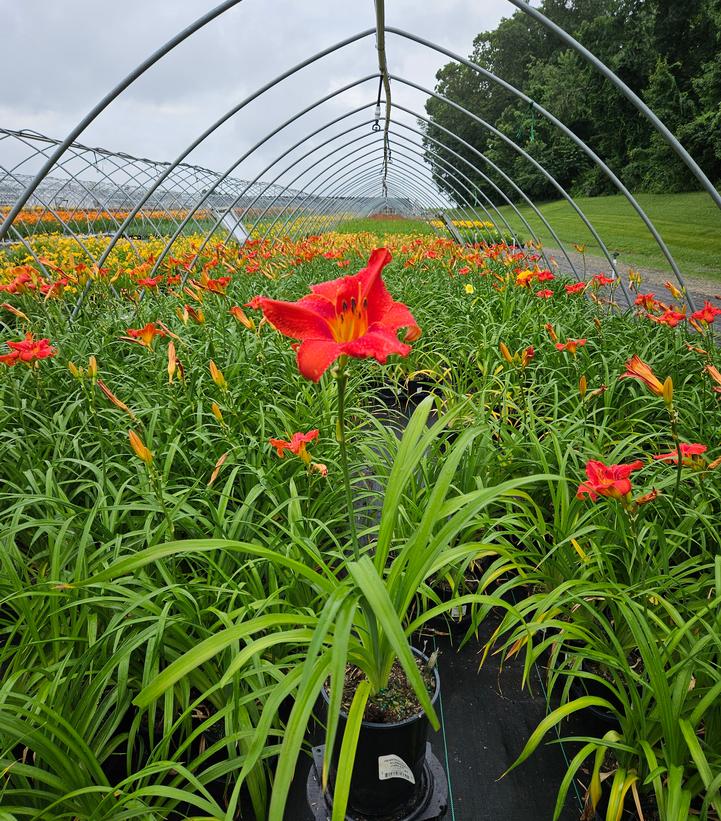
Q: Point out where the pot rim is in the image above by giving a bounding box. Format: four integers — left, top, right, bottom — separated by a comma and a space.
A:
321, 646, 441, 730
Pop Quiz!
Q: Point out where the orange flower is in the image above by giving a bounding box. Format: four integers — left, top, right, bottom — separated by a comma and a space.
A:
544, 323, 558, 343
124, 322, 166, 348
535, 289, 553, 299
128, 430, 153, 465
269, 430, 319, 464
555, 338, 587, 355
663, 281, 683, 300
619, 355, 667, 398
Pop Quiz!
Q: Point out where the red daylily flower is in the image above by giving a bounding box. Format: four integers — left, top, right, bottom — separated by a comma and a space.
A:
0, 332, 56, 366
690, 301, 721, 325
653, 443, 707, 467
253, 248, 420, 381
536, 270, 555, 282
535, 289, 553, 299
648, 309, 686, 327
634, 293, 659, 312
577, 459, 644, 502
269, 429, 319, 464
565, 282, 586, 294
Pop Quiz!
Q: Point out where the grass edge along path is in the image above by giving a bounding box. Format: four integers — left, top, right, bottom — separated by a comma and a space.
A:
491, 191, 721, 282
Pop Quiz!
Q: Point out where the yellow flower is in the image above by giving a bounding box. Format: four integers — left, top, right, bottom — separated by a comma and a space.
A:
464, 283, 474, 295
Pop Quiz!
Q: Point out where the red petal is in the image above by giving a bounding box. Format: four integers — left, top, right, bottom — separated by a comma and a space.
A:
377, 300, 419, 334
296, 339, 342, 382
342, 328, 411, 364
259, 297, 333, 341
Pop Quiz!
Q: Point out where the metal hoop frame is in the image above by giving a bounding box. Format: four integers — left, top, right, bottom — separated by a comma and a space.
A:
2, 1, 719, 318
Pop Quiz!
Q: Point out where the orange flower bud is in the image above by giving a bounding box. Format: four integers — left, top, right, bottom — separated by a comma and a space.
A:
208, 451, 229, 486
229, 305, 255, 330
211, 402, 224, 423
209, 360, 227, 390
87, 355, 97, 379
128, 429, 153, 465
579, 374, 587, 398
499, 342, 513, 364
167, 341, 177, 384
544, 323, 558, 343
68, 361, 80, 378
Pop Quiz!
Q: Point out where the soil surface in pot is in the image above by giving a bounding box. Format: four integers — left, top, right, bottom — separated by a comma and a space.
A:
332, 656, 436, 723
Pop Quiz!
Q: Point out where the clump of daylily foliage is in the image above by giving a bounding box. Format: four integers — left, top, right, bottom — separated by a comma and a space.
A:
0, 226, 720, 820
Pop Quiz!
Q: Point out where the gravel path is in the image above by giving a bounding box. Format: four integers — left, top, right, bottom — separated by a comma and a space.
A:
543, 246, 721, 311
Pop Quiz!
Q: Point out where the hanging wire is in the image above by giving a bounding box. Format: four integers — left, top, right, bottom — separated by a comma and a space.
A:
373, 0, 392, 196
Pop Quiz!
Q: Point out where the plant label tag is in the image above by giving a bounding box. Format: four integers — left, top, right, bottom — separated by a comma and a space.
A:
378, 754, 415, 784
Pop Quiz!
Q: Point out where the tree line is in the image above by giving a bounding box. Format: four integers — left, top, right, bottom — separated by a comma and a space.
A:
421, 0, 721, 204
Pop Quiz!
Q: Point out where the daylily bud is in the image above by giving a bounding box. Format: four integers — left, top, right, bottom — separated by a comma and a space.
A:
662, 376, 673, 406
167, 341, 177, 384
635, 488, 659, 506
521, 346, 534, 368
211, 402, 224, 423
128, 429, 153, 465
499, 342, 513, 364
310, 462, 328, 477
209, 360, 227, 390
230, 305, 255, 330
579, 374, 587, 398
87, 355, 97, 379
68, 361, 80, 378
544, 323, 558, 343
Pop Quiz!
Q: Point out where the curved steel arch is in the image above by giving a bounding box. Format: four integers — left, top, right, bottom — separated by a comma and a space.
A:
0, 0, 248, 240
507, 0, 721, 213
389, 74, 633, 304
284, 141, 499, 244
386, 30, 699, 305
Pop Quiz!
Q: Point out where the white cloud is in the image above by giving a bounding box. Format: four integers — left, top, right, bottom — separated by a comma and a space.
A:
2, 0, 510, 201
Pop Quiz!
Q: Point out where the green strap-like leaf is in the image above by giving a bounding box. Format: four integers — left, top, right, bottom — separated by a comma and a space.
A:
501, 696, 615, 777
331, 680, 372, 821
348, 556, 438, 729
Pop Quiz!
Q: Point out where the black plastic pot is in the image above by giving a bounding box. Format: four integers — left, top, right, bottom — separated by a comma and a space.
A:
321, 650, 441, 819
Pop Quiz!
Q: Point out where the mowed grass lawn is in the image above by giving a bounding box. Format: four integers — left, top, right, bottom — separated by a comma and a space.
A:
494, 191, 721, 281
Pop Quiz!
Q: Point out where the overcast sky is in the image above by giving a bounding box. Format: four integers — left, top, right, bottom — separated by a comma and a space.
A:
3, 1, 516, 205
